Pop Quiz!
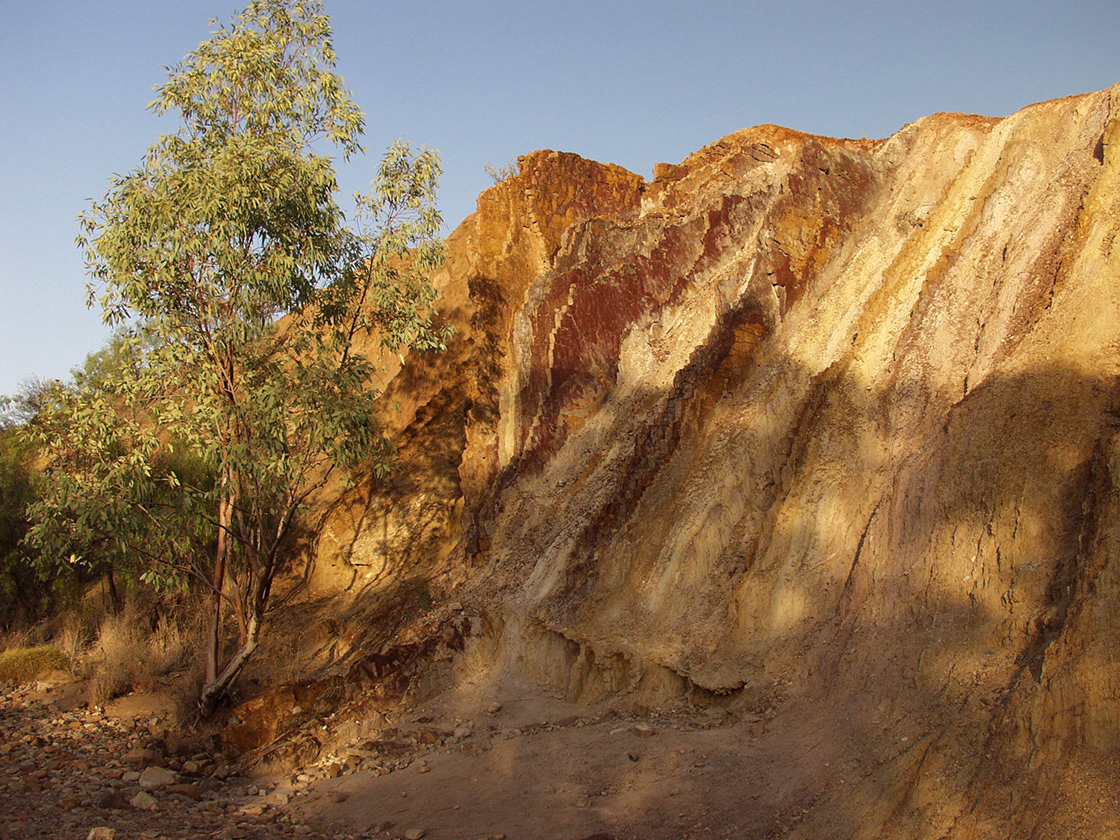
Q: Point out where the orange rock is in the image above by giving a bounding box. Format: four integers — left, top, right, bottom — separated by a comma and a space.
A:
295, 83, 1120, 840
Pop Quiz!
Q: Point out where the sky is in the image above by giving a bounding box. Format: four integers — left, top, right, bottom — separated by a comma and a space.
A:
1, 0, 1118, 398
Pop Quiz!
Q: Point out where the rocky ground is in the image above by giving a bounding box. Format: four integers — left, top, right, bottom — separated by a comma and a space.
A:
0, 671, 828, 840
0, 677, 374, 840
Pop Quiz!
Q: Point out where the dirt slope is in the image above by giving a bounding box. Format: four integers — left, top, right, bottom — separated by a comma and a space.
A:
248, 84, 1120, 840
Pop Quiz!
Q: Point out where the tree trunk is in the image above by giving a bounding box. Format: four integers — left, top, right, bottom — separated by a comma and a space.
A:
104, 564, 121, 613
206, 488, 233, 687
198, 541, 274, 717
199, 606, 261, 717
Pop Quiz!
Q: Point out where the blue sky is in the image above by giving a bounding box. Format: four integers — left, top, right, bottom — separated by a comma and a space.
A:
2, 0, 1118, 397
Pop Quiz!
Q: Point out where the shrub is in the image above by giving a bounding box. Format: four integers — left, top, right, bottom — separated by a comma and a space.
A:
484, 157, 519, 184
83, 595, 205, 706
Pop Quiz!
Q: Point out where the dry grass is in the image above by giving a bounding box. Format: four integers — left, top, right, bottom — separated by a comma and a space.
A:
0, 579, 211, 709
0, 625, 35, 654
0, 645, 68, 684
85, 600, 202, 706
57, 619, 89, 672
88, 610, 143, 703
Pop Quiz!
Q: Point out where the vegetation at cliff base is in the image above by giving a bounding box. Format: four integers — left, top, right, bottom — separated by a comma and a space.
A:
0, 645, 68, 685
22, 0, 448, 714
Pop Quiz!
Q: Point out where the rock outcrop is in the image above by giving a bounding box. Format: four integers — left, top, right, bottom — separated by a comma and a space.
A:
300, 85, 1120, 839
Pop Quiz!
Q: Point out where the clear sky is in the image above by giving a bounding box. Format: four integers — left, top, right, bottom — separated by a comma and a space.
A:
2, 0, 1118, 397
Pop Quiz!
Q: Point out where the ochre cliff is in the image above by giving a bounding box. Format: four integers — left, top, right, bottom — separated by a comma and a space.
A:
294, 86, 1120, 839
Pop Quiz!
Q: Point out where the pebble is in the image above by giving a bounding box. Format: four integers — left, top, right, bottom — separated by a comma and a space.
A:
139, 765, 178, 789
123, 748, 158, 767
130, 790, 159, 811
167, 783, 203, 801
0, 683, 339, 839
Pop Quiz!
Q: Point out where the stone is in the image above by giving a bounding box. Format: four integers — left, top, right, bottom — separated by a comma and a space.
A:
123, 747, 157, 767
166, 783, 203, 801
706, 707, 729, 723
633, 723, 655, 737
87, 829, 116, 840
129, 790, 159, 811
94, 790, 132, 810
138, 765, 177, 789
403, 830, 426, 840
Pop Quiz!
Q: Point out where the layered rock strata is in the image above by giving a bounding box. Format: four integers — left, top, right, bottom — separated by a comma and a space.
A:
306, 85, 1120, 839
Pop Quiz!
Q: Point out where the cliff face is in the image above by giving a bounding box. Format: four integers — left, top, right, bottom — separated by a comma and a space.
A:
308, 86, 1120, 838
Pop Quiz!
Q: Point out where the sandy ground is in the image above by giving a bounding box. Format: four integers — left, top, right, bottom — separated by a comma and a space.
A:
8, 670, 1119, 840
289, 679, 827, 840
3, 669, 809, 840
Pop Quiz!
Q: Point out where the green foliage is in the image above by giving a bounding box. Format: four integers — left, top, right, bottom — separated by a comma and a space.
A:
28, 0, 449, 711
0, 425, 40, 612
0, 427, 34, 567
0, 383, 81, 627
25, 360, 212, 593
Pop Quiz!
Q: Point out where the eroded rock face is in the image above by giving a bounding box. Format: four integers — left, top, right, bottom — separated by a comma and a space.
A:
307, 85, 1120, 838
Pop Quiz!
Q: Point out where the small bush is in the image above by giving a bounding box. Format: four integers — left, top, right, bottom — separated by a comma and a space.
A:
57, 617, 90, 673
146, 614, 192, 677
88, 610, 145, 704
0, 645, 68, 684
484, 157, 519, 185
86, 597, 202, 705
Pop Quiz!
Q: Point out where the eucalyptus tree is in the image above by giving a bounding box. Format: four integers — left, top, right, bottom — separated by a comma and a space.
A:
29, 0, 448, 713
